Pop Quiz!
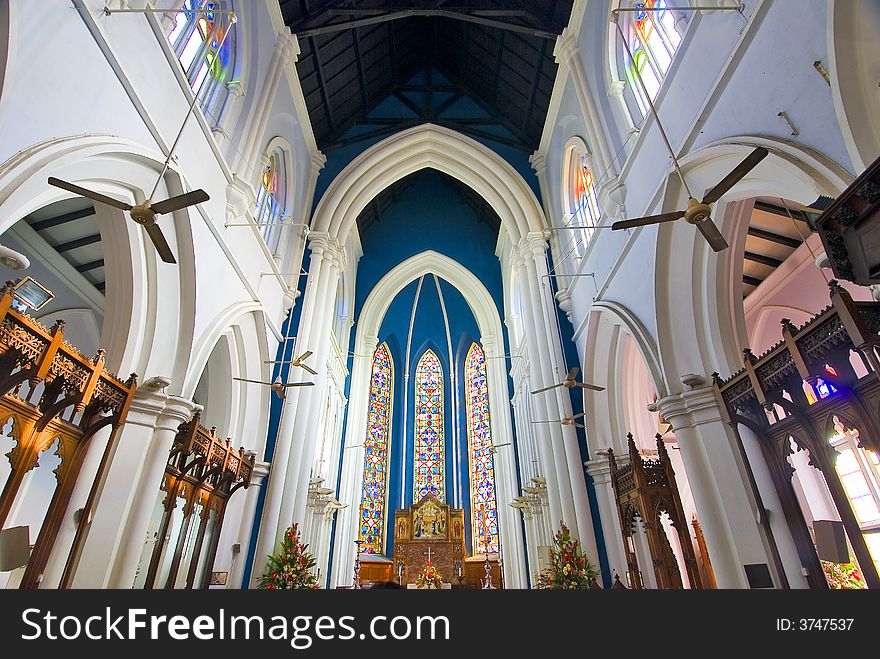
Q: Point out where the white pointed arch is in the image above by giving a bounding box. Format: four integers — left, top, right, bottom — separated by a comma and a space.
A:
309, 123, 546, 245
332, 250, 526, 587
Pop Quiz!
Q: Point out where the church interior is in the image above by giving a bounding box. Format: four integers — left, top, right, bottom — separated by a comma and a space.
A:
1, 0, 879, 590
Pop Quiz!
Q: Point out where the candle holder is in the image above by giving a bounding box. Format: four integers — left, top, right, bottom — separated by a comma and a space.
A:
481, 535, 495, 589
396, 559, 405, 585
353, 539, 364, 589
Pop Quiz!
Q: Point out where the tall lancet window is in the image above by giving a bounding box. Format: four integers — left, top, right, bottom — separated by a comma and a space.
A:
624, 0, 683, 112
414, 350, 445, 502
167, 0, 237, 110
359, 343, 393, 554
465, 343, 499, 554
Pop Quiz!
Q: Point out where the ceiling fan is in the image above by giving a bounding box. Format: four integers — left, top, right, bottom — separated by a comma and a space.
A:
234, 376, 314, 399
43, 20, 235, 266
610, 147, 769, 252
487, 442, 511, 455
530, 367, 605, 395
47, 177, 207, 264
531, 412, 586, 429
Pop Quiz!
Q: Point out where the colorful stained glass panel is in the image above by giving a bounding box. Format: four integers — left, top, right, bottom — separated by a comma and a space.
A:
465, 343, 499, 554
358, 343, 393, 554
414, 350, 445, 502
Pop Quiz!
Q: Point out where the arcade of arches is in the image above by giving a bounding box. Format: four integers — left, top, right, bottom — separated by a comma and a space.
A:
1, 0, 879, 590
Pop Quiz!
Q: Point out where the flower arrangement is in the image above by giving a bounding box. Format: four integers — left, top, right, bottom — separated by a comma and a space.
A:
258, 523, 320, 589
822, 560, 867, 589
535, 522, 599, 589
416, 561, 444, 589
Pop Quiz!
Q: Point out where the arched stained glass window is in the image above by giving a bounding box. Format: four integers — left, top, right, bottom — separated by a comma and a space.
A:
167, 0, 236, 110
563, 139, 602, 258
414, 350, 444, 502
465, 343, 499, 554
255, 149, 287, 252
359, 343, 393, 554
623, 0, 683, 113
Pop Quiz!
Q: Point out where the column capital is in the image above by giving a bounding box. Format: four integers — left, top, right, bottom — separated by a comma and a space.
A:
554, 289, 573, 322
225, 175, 256, 223
654, 383, 724, 431
277, 31, 301, 66
553, 26, 578, 66
310, 150, 327, 174
225, 79, 245, 100
525, 232, 549, 260
529, 150, 547, 176
584, 454, 613, 483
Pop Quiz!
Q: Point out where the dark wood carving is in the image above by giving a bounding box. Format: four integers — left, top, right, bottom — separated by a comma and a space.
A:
608, 434, 704, 589
142, 413, 254, 589
714, 280, 880, 589
0, 281, 137, 589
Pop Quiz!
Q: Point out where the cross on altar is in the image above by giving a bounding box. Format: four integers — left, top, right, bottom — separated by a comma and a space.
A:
426, 546, 432, 563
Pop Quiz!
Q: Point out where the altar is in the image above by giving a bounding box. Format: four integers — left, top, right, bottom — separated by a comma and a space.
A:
393, 494, 466, 586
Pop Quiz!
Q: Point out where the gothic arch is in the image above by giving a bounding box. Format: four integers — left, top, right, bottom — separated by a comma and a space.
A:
652, 137, 853, 385
0, 135, 202, 388
309, 123, 546, 244
331, 250, 526, 588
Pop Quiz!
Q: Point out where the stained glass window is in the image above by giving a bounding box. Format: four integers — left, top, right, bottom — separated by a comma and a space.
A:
465, 343, 499, 554
359, 343, 393, 554
625, 0, 683, 113
167, 1, 236, 110
255, 150, 286, 252
569, 149, 602, 256
414, 350, 444, 502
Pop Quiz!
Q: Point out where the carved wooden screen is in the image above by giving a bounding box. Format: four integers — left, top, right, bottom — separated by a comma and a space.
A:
608, 433, 703, 589
142, 412, 253, 589
0, 281, 136, 589
714, 281, 880, 589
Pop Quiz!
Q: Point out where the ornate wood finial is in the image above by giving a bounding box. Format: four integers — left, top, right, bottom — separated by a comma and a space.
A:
656, 433, 670, 461
50, 319, 66, 334
780, 318, 797, 334
607, 446, 616, 470
742, 347, 756, 364
828, 278, 842, 295
627, 433, 640, 462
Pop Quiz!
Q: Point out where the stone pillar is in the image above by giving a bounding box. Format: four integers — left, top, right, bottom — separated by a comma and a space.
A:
524, 234, 598, 558
585, 454, 629, 582
254, 233, 334, 567
72, 382, 198, 587
238, 32, 300, 178
511, 249, 566, 530
231, 460, 268, 589
655, 383, 774, 588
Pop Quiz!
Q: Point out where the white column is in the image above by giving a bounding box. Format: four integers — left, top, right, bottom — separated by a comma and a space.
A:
524, 234, 598, 560
72, 383, 197, 587
289, 244, 344, 531
512, 249, 566, 530
330, 334, 377, 587
230, 460, 268, 589
238, 32, 300, 177
585, 454, 628, 582
254, 235, 331, 567
655, 384, 773, 588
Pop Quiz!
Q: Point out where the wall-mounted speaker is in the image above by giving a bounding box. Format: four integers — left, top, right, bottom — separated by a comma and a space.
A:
814, 520, 849, 564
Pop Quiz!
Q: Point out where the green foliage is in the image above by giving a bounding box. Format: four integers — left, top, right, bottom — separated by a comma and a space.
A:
535, 522, 599, 589
258, 523, 320, 590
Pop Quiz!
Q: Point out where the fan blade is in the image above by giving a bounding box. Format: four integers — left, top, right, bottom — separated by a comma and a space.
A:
576, 382, 606, 391
572, 412, 585, 420
701, 147, 769, 204
531, 384, 562, 395
612, 211, 685, 230
574, 423, 586, 429
234, 377, 271, 385
696, 219, 729, 252
566, 367, 579, 381
144, 222, 177, 263
296, 350, 313, 361
531, 420, 562, 424
283, 382, 315, 387
47, 177, 133, 211
150, 189, 210, 215
297, 363, 318, 376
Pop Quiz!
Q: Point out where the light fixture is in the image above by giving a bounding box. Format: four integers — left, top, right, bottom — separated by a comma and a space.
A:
10, 276, 54, 312
0, 244, 30, 270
